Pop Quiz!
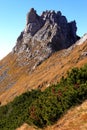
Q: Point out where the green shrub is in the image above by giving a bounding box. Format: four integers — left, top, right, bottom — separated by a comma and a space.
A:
0, 64, 87, 129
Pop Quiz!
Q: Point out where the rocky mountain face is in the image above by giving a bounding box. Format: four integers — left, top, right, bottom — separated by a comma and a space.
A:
13, 8, 79, 70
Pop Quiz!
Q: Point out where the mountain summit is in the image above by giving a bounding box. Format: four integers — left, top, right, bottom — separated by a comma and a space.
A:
13, 8, 79, 69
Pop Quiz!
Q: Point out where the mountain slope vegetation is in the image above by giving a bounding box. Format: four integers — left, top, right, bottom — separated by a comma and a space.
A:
0, 64, 87, 129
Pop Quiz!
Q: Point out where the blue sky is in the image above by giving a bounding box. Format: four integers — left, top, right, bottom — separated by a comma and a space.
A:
0, 0, 87, 60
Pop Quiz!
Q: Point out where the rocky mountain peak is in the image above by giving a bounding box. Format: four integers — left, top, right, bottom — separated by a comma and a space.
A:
25, 8, 44, 36
13, 8, 79, 70
26, 8, 37, 25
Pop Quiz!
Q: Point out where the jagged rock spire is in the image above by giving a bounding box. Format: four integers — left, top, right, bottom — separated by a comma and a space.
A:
13, 8, 79, 69
26, 8, 38, 25
25, 8, 44, 35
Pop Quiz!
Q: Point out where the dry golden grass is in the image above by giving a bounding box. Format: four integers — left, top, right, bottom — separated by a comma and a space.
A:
0, 41, 87, 105
16, 123, 36, 130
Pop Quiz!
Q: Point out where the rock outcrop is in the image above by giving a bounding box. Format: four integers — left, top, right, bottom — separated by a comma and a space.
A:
76, 33, 87, 45
13, 8, 79, 69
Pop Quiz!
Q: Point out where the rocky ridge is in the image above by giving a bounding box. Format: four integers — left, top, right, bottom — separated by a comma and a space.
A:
13, 8, 79, 70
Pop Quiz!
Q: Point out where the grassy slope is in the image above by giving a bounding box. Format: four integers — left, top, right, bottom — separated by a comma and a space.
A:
0, 64, 87, 130
0, 40, 87, 130
0, 40, 87, 105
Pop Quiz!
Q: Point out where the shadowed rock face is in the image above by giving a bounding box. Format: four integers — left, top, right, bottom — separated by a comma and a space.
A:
13, 8, 79, 69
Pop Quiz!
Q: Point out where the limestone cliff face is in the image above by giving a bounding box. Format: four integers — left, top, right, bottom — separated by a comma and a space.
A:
13, 8, 79, 69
